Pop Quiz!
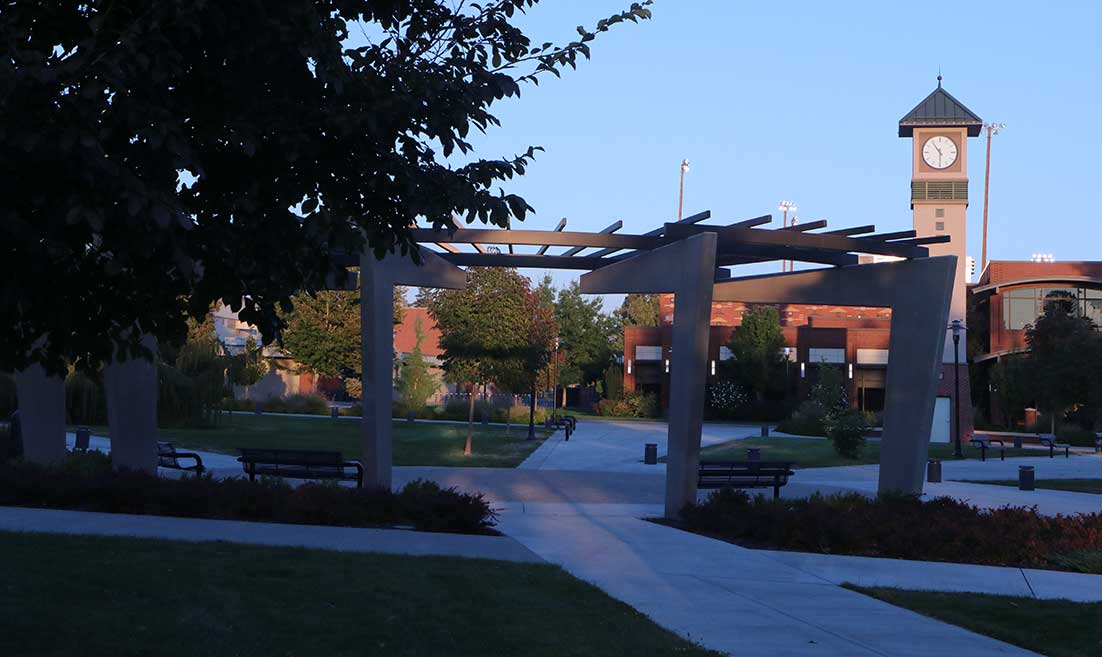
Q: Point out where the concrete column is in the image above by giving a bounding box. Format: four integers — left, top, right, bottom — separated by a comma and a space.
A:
664, 237, 718, 517
357, 247, 467, 490
103, 335, 159, 473
14, 364, 66, 464
359, 254, 395, 490
578, 233, 718, 518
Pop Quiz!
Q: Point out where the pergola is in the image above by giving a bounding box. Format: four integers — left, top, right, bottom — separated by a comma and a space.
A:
362, 211, 957, 517
12, 209, 955, 518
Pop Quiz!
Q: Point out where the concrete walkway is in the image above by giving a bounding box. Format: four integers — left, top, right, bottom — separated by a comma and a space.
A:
498, 503, 1043, 657
0, 505, 542, 563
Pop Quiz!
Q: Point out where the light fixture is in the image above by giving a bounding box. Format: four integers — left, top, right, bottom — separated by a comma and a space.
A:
777, 200, 798, 213
680, 159, 690, 174
1030, 253, 1055, 263
847, 363, 853, 380
800, 362, 806, 379
985, 122, 1007, 136
710, 360, 716, 376
626, 359, 632, 375
664, 359, 670, 374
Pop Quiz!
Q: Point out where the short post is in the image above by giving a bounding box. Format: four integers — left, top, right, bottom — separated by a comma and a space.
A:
1013, 435, 1023, 449
406, 409, 416, 423
760, 425, 769, 438
1095, 435, 1101, 454
644, 443, 658, 465
330, 406, 339, 419
1018, 465, 1035, 491
254, 401, 263, 415
746, 447, 761, 462
927, 459, 942, 483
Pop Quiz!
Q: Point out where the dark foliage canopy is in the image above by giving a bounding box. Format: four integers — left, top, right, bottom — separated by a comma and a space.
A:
0, 0, 651, 374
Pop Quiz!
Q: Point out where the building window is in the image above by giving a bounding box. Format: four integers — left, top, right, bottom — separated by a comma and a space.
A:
935, 221, 945, 231
1001, 286, 1102, 330
935, 208, 945, 218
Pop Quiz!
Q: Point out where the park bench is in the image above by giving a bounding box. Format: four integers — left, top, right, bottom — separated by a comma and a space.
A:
969, 436, 1005, 461
697, 460, 796, 500
236, 447, 364, 488
1038, 435, 1070, 459
157, 442, 205, 474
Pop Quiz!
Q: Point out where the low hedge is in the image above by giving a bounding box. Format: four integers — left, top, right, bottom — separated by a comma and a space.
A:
675, 489, 1102, 572
0, 452, 496, 535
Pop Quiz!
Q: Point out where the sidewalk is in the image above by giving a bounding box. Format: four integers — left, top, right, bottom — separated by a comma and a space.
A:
498, 503, 1044, 657
0, 505, 543, 563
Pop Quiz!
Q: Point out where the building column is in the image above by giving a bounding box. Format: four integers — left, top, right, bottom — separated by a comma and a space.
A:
103, 335, 159, 473
13, 364, 66, 465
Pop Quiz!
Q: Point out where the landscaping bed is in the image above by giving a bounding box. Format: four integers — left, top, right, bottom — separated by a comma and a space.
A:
76, 413, 551, 468
0, 532, 724, 657
964, 478, 1102, 495
847, 586, 1102, 657
667, 489, 1102, 573
0, 452, 495, 534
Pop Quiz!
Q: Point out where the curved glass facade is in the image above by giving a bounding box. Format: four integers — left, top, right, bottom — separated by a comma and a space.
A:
1002, 285, 1102, 330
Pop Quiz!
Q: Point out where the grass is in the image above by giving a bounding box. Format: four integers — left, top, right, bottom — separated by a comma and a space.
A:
75, 413, 551, 468
0, 532, 723, 657
689, 436, 1057, 469
846, 586, 1102, 657
963, 478, 1102, 494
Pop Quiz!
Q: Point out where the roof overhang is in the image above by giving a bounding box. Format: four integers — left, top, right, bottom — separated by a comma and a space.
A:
971, 275, 1102, 298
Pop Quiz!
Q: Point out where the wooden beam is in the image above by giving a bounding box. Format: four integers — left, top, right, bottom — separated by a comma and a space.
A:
434, 242, 460, 253
537, 218, 567, 255
588, 211, 713, 259
727, 214, 773, 229
561, 220, 623, 257
779, 219, 828, 232
440, 252, 607, 270
664, 222, 931, 259
858, 230, 917, 242
823, 224, 876, 236
412, 227, 662, 251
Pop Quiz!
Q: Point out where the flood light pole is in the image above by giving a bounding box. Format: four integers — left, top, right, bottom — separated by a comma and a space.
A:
981, 122, 1005, 271
777, 200, 797, 271
678, 159, 690, 221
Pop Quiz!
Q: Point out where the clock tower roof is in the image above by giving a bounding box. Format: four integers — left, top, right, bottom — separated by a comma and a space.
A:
898, 79, 983, 138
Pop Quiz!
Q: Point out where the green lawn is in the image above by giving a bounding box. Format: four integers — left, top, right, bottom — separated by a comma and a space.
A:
690, 436, 1053, 469
78, 414, 551, 468
963, 478, 1102, 494
0, 532, 722, 657
846, 586, 1102, 657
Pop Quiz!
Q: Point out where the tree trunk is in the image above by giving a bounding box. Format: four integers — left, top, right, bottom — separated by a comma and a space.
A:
527, 382, 537, 440
465, 389, 474, 456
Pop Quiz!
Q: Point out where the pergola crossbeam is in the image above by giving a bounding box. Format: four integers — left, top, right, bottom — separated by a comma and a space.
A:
561, 220, 623, 257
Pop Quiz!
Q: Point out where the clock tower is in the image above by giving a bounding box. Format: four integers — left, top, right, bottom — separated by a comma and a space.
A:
899, 75, 981, 441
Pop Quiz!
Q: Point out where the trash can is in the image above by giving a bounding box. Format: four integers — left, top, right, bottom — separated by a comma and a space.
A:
644, 443, 658, 465
254, 402, 264, 415
75, 426, 91, 451
760, 425, 770, 438
330, 406, 340, 419
746, 448, 762, 461
1013, 435, 1023, 449
1019, 465, 1035, 491
927, 459, 942, 483
407, 409, 416, 423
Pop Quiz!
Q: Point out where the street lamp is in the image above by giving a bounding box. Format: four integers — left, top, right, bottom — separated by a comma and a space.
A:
678, 159, 690, 221
777, 200, 797, 271
980, 122, 1006, 271
948, 320, 965, 458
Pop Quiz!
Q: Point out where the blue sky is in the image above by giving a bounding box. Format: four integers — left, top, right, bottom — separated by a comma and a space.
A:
442, 0, 1101, 304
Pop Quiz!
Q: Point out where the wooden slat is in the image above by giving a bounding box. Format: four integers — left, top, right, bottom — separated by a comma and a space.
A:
561, 220, 623, 257
537, 218, 568, 255
779, 219, 828, 232
823, 224, 876, 236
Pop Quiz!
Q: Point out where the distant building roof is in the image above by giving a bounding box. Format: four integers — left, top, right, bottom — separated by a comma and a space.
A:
899, 79, 983, 137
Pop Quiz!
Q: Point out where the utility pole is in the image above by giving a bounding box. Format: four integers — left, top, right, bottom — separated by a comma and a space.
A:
981, 122, 1005, 271
678, 159, 690, 220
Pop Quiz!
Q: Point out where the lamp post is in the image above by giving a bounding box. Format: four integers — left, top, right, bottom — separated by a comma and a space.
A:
678, 159, 690, 221
980, 122, 1005, 272
949, 320, 965, 458
777, 200, 797, 271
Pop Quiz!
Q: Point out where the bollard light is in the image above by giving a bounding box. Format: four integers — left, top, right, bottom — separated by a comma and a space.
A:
626, 359, 632, 375
800, 362, 806, 379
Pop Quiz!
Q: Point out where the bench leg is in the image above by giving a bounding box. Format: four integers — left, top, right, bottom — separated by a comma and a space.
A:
1064, 447, 1069, 459
773, 484, 780, 500
980, 446, 986, 462
1000, 449, 1004, 461
1049, 445, 1054, 458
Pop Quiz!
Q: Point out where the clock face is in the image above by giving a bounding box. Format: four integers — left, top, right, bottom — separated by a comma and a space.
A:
922, 136, 958, 169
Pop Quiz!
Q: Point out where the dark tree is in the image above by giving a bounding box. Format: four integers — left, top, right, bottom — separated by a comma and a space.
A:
0, 1, 652, 375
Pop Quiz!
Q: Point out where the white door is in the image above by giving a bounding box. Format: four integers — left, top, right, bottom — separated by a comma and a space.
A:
930, 397, 951, 443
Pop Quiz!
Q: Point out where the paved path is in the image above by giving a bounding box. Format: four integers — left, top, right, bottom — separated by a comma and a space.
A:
0, 505, 542, 563
499, 503, 1042, 657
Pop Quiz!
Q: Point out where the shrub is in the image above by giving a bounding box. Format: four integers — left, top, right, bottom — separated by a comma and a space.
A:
603, 364, 624, 401
707, 380, 750, 419
776, 400, 828, 436
65, 369, 106, 425
0, 453, 496, 534
1057, 425, 1099, 447
824, 409, 868, 459
594, 391, 659, 418
265, 394, 329, 415
677, 490, 1102, 572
